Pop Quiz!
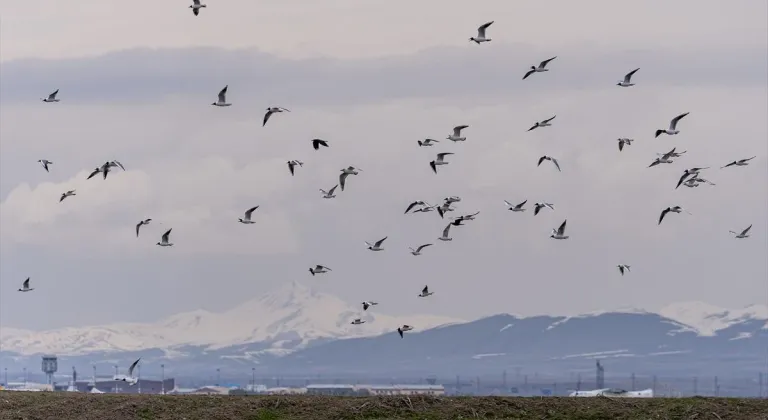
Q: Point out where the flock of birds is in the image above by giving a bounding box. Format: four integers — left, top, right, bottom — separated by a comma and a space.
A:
14, 7, 762, 383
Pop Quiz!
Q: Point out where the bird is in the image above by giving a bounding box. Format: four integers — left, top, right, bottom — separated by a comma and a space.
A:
413, 203, 437, 213
675, 167, 710, 189
617, 264, 631, 275
655, 112, 690, 137
550, 219, 569, 240
287, 160, 304, 176
362, 301, 378, 311
504, 199, 527, 212
469, 21, 494, 44
409, 244, 433, 256
397, 325, 414, 338
418, 285, 434, 298
365, 236, 387, 251
618, 138, 634, 152
527, 116, 556, 131
688, 175, 716, 186
659, 148, 687, 159
212, 85, 231, 106
533, 202, 554, 216
350, 319, 366, 325
446, 125, 469, 142
87, 161, 118, 180
135, 219, 152, 237
537, 155, 561, 172
107, 160, 125, 171
658, 206, 690, 225
189, 0, 206, 16
721, 156, 756, 169
309, 265, 332, 276
617, 68, 640, 87
157, 229, 174, 246
438, 223, 453, 241
522, 56, 557, 80
320, 184, 338, 199
436, 201, 456, 219
37, 159, 53, 172
113, 358, 140, 386
86, 167, 102, 180
444, 196, 461, 204
238, 206, 260, 224
430, 152, 454, 174
263, 107, 290, 127
339, 166, 361, 191
312, 139, 329, 150
41, 89, 60, 102
648, 158, 671, 168
405, 201, 429, 214
729, 225, 752, 239
454, 211, 480, 222
59, 190, 76, 202
418, 139, 439, 147
18, 278, 34, 292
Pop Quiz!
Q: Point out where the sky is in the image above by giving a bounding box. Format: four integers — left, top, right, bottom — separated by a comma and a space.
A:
0, 0, 766, 332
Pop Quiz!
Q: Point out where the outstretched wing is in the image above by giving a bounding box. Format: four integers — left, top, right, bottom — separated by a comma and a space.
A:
741, 225, 752, 236
557, 219, 567, 235
262, 110, 273, 127
128, 358, 141, 377
417, 243, 432, 252
375, 236, 388, 247
669, 112, 689, 130
339, 172, 349, 191
218, 85, 228, 103
23, 278, 30, 289
162, 228, 172, 242
624, 67, 640, 83
522, 69, 536, 80
539, 56, 557, 68
245, 206, 260, 218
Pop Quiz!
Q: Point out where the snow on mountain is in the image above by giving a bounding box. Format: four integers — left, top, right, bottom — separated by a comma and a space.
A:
659, 301, 768, 336
0, 281, 463, 356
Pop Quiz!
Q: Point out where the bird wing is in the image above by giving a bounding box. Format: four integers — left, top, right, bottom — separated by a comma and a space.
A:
537, 156, 546, 166
522, 69, 535, 80
417, 244, 433, 252
422, 285, 429, 294
516, 199, 527, 208
675, 172, 691, 189
540, 56, 557, 68
669, 112, 689, 130
136, 222, 142, 237
398, 328, 403, 338
128, 358, 141, 377
557, 219, 567, 235
551, 158, 561, 172
87, 168, 100, 179
23, 278, 30, 288
112, 160, 125, 170
624, 68, 640, 83
542, 115, 556, 124
648, 159, 661, 168
339, 172, 349, 190
405, 201, 420, 214
477, 21, 493, 37
193, 0, 201, 5
741, 156, 757, 163
442, 223, 451, 237
328, 184, 338, 194
218, 85, 228, 103
618, 140, 624, 152
262, 110, 273, 127
453, 125, 469, 136
503, 200, 513, 208
245, 206, 259, 218
288, 161, 295, 175
436, 152, 454, 160
658, 209, 669, 225
375, 236, 388, 247
742, 225, 752, 235
49, 89, 59, 100
162, 228, 172, 242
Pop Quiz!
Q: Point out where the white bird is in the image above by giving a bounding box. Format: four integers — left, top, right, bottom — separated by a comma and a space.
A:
157, 228, 174, 246
523, 56, 557, 80
649, 148, 686, 167
287, 160, 304, 176
350, 318, 366, 325
42, 89, 60, 102
405, 200, 429, 214
527, 116, 556, 131
438, 223, 453, 241
113, 358, 140, 386
435, 201, 456, 219
550, 219, 569, 240
617, 264, 631, 275
339, 166, 361, 191
212, 85, 231, 106
537, 155, 561, 172
320, 184, 338, 199
59, 190, 76, 202
504, 199, 527, 212
533, 202, 554, 216
682, 178, 700, 188
418, 139, 439, 147
655, 112, 690, 137
189, 0, 206, 16
454, 211, 480, 222
618, 138, 634, 152
107, 160, 125, 171
136, 219, 152, 237
444, 196, 461, 204
413, 203, 437, 213
675, 167, 710, 189
18, 278, 34, 292
362, 301, 378, 311
689, 175, 716, 186
721, 156, 756, 169
729, 224, 752, 239
263, 107, 290, 127
397, 325, 414, 338
238, 206, 260, 224
309, 265, 332, 276
658, 206, 690, 225
37, 159, 53, 172
469, 21, 494, 44
365, 236, 387, 251
409, 243, 433, 256
430, 153, 454, 174
447, 125, 469, 142
617, 68, 640, 87
418, 285, 433, 298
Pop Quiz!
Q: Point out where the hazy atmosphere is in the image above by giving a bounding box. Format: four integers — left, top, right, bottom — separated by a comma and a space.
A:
1, 0, 766, 332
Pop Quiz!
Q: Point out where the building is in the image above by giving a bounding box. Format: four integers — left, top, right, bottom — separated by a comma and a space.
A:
264, 387, 306, 395
83, 379, 175, 394
361, 385, 445, 396
305, 384, 359, 396
188, 386, 230, 395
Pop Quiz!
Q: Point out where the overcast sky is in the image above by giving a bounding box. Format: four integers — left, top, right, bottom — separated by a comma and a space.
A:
1, 0, 766, 331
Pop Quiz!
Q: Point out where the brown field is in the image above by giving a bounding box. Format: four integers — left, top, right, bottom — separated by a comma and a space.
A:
1, 392, 767, 420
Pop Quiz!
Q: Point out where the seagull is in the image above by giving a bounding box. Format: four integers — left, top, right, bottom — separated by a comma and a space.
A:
418, 285, 434, 298
18, 278, 34, 292
87, 161, 117, 180
436, 201, 456, 219
721, 156, 756, 169
362, 301, 378, 311
59, 190, 76, 202
339, 166, 361, 191
469, 21, 494, 44
504, 199, 527, 212
533, 202, 554, 216
309, 265, 332, 276
444, 196, 461, 204
238, 206, 260, 224
689, 175, 716, 186
655, 112, 690, 138
312, 139, 329, 150
189, 0, 206, 16
550, 219, 569, 240
157, 229, 174, 246
107, 160, 125, 171
418, 139, 439, 147
682, 178, 700, 188
650, 148, 686, 167
413, 203, 437, 213
447, 125, 469, 142
438, 223, 453, 241
658, 206, 690, 225
675, 167, 710, 189
365, 236, 387, 251
537, 155, 561, 172
430, 152, 454, 174
648, 158, 671, 168
41, 89, 60, 102
113, 358, 140, 386
618, 138, 634, 152
86, 167, 103, 180
409, 243, 433, 256
527, 116, 556, 131
405, 201, 428, 214
729, 225, 752, 239
320, 184, 338, 199
263, 107, 290, 127
212, 85, 231, 106
397, 325, 414, 338
454, 211, 480, 222
617, 264, 631, 275
522, 56, 557, 80
287, 160, 304, 176
136, 219, 152, 237
350, 319, 366, 325
617, 68, 640, 87
35, 159, 53, 173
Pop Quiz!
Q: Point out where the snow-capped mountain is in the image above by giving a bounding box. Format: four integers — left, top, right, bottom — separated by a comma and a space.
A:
659, 301, 768, 336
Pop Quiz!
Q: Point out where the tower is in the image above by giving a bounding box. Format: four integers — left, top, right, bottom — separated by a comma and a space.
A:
41, 355, 58, 385
595, 360, 604, 389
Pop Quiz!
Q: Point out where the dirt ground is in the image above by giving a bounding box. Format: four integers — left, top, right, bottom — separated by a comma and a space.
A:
1, 392, 767, 420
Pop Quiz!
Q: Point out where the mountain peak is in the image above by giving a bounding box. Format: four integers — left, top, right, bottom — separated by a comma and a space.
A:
659, 301, 768, 336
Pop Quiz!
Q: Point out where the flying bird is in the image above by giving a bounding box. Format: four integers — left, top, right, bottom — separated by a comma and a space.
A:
527, 116, 556, 131
658, 206, 690, 225
418, 285, 434, 298
655, 112, 690, 138
504, 199, 527, 212
37, 159, 53, 172
617, 264, 631, 275
397, 325, 414, 338
189, 0, 206, 16
454, 211, 480, 222
617, 68, 640, 87
309, 265, 332, 276
238, 206, 260, 224
618, 138, 634, 152
157, 229, 174, 246
409, 243, 433, 256
287, 160, 304, 176
135, 219, 152, 237
446, 125, 469, 142
212, 85, 231, 106
444, 196, 461, 204
365, 236, 387, 251
550, 219, 569, 240
320, 184, 338, 199
339, 166, 361, 191
113, 358, 141, 386
107, 160, 126, 171
418, 139, 439, 147
42, 89, 60, 103
522, 56, 557, 80
649, 148, 686, 167
729, 225, 752, 239
350, 319, 366, 325
533, 202, 554, 216
59, 190, 76, 202
263, 107, 290, 127
362, 301, 378, 311
537, 155, 561, 172
721, 156, 756, 169
430, 152, 454, 174
18, 278, 34, 292
312, 139, 329, 150
436, 201, 456, 219
675, 167, 710, 189
438, 223, 453, 241
469, 21, 494, 44
405, 201, 428, 214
